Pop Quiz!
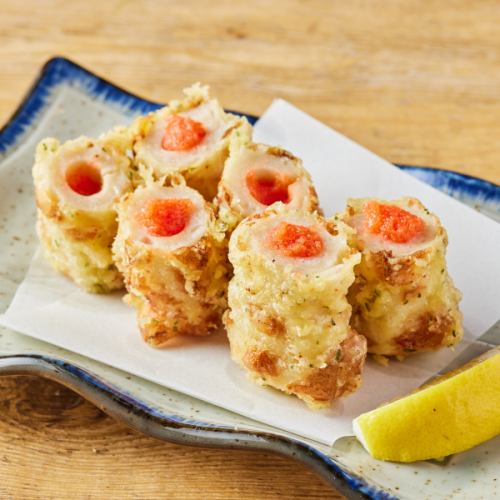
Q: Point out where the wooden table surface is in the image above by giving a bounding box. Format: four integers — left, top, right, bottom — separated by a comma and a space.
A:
0, 1, 499, 498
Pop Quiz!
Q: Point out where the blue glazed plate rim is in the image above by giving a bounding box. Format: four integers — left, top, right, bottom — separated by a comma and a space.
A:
0, 56, 498, 500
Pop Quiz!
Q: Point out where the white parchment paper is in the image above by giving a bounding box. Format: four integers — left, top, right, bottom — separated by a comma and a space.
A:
1, 100, 499, 446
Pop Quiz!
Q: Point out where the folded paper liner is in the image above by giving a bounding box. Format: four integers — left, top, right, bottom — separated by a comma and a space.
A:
2, 100, 499, 446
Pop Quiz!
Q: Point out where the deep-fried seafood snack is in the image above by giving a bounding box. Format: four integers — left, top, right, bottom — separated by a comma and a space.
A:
113, 182, 229, 347
33, 128, 133, 293
216, 136, 319, 233
340, 197, 463, 357
225, 205, 366, 409
133, 84, 251, 200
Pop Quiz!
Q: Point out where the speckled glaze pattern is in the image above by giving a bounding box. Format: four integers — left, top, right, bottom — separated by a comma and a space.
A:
0, 58, 498, 500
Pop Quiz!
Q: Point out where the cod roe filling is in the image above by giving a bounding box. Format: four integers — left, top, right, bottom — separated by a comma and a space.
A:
161, 114, 206, 151
269, 222, 324, 258
246, 169, 294, 206
139, 198, 195, 237
65, 162, 102, 196
363, 201, 426, 243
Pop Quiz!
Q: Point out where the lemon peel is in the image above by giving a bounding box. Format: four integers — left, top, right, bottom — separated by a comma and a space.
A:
353, 348, 500, 462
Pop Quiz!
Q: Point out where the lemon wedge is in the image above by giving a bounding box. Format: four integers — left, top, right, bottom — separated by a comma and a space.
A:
353, 348, 500, 462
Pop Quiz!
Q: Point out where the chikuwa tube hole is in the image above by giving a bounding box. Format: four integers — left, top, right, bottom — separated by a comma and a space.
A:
65, 162, 103, 196
246, 168, 295, 206
363, 201, 426, 243
139, 198, 195, 237
268, 222, 324, 258
161, 114, 206, 151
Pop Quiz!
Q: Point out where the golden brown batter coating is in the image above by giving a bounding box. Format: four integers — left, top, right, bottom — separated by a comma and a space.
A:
225, 205, 366, 409
132, 84, 252, 200
113, 182, 229, 346
340, 197, 463, 357
33, 127, 133, 293
215, 135, 320, 234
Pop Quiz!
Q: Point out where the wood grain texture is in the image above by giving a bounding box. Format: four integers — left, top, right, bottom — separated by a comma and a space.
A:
0, 0, 499, 498
0, 376, 341, 499
0, 0, 499, 184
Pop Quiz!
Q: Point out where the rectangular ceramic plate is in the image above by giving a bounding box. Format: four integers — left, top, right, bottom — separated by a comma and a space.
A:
0, 58, 499, 500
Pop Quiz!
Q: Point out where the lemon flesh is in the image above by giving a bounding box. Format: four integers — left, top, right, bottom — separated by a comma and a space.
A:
353, 349, 500, 462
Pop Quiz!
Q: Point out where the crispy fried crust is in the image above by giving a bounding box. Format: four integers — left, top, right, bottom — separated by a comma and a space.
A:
340, 197, 463, 357
395, 311, 454, 351
225, 206, 366, 409
132, 84, 252, 200
32, 128, 133, 293
288, 330, 367, 402
37, 211, 123, 293
243, 349, 281, 377
113, 186, 230, 347
247, 305, 287, 337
